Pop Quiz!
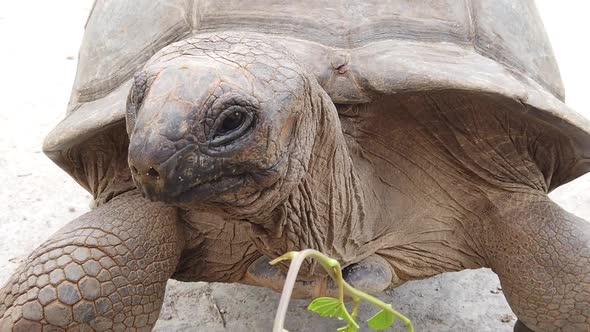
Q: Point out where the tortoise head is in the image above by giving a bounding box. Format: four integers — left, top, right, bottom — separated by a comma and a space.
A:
126, 35, 315, 216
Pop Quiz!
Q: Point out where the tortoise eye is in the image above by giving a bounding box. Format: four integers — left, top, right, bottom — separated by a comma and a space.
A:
210, 107, 255, 146
220, 111, 246, 133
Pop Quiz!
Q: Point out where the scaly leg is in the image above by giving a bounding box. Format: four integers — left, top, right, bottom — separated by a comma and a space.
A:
485, 192, 590, 332
0, 191, 183, 331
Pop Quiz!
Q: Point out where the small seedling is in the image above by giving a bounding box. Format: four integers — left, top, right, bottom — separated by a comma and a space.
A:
271, 249, 413, 332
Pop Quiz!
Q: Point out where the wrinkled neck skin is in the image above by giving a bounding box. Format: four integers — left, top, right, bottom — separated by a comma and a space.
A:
245, 80, 375, 273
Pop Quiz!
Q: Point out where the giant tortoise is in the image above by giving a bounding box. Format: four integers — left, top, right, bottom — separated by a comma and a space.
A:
1, 1, 590, 331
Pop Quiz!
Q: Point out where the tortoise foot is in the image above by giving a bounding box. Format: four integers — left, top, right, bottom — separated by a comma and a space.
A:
329, 255, 394, 294
244, 254, 394, 299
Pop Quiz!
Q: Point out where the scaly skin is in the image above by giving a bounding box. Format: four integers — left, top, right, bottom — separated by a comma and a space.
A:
0, 191, 183, 331
486, 192, 590, 332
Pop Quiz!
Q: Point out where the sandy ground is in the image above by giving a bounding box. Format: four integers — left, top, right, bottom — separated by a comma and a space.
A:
0, 2, 589, 331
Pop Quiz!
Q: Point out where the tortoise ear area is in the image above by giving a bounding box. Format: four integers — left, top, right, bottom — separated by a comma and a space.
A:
125, 72, 156, 135
125, 94, 137, 136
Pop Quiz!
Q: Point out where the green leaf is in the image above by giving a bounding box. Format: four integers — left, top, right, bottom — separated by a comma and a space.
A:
307, 297, 342, 317
367, 309, 395, 330
307, 297, 359, 330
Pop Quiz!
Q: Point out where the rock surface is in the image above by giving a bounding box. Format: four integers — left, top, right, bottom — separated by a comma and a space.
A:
0, 1, 588, 331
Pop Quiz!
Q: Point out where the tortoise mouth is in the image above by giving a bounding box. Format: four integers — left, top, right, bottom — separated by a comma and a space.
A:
137, 170, 248, 204
172, 174, 247, 203
131, 139, 288, 207
161, 158, 287, 209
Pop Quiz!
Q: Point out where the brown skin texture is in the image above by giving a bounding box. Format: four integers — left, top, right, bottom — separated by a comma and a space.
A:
1, 34, 589, 331
486, 193, 590, 331
0, 191, 183, 332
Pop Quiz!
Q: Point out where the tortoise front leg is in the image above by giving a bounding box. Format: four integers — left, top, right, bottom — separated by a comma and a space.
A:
0, 190, 183, 331
485, 192, 590, 332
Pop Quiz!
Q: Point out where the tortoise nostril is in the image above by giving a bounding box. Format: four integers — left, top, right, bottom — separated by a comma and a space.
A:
147, 167, 160, 178
130, 165, 138, 174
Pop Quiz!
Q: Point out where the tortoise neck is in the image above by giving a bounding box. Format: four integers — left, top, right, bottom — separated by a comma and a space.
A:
248, 86, 372, 269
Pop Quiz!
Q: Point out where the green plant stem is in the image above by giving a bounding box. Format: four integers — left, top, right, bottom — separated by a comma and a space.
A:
270, 249, 414, 332
271, 249, 339, 332
350, 297, 360, 320
343, 282, 414, 332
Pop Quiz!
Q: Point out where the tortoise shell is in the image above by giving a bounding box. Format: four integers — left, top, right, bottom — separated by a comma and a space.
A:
44, 0, 590, 197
